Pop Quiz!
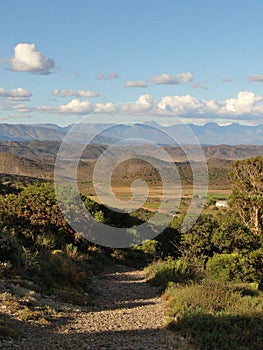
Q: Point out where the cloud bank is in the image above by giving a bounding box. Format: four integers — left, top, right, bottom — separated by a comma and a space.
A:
29, 91, 263, 123
52, 89, 99, 98
4, 91, 263, 125
0, 87, 32, 101
150, 72, 193, 85
125, 80, 148, 88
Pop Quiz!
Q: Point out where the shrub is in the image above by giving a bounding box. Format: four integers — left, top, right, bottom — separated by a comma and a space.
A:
181, 214, 219, 265
212, 214, 261, 254
39, 250, 82, 288
206, 253, 244, 282
243, 249, 263, 283
133, 239, 158, 256
34, 249, 93, 300
165, 280, 241, 317
164, 281, 263, 350
0, 226, 23, 266
206, 251, 263, 284
144, 257, 195, 290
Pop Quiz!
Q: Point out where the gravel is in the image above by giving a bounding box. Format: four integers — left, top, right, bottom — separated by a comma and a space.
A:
0, 265, 190, 349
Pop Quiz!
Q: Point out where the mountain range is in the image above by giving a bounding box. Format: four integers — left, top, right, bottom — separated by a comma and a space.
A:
0, 122, 263, 145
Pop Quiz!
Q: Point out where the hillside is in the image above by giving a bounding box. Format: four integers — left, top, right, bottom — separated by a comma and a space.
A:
0, 140, 262, 162
0, 152, 53, 178
202, 144, 263, 160
0, 141, 108, 161
0, 141, 247, 189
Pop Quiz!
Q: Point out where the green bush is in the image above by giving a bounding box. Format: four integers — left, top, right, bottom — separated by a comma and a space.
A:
133, 239, 158, 256
0, 226, 23, 266
212, 214, 261, 254
243, 249, 263, 283
181, 214, 219, 265
206, 251, 263, 284
38, 249, 91, 291
164, 281, 263, 350
144, 257, 195, 290
165, 280, 241, 317
206, 253, 244, 282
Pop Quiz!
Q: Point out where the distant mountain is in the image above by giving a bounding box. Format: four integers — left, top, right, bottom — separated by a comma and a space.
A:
0, 123, 117, 144
1, 121, 263, 145
186, 123, 263, 145
0, 124, 65, 141
97, 122, 263, 145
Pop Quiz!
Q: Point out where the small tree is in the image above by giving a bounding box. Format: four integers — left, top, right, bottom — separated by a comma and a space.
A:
182, 214, 219, 267
229, 156, 263, 235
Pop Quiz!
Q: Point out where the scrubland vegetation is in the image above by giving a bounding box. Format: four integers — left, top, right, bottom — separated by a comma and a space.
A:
144, 156, 263, 349
0, 156, 263, 349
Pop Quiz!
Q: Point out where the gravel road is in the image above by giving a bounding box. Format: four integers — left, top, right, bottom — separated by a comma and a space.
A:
1, 265, 189, 349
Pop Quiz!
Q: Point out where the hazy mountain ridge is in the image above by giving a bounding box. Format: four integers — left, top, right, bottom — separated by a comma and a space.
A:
0, 123, 117, 144
1, 122, 263, 145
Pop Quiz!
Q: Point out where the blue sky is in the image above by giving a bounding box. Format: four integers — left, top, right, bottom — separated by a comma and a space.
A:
1, 0, 263, 125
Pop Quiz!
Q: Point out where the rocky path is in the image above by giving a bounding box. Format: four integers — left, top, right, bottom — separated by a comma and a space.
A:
1, 265, 188, 349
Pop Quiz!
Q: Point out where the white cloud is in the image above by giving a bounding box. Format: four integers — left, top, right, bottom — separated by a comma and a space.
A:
58, 99, 92, 114
94, 102, 116, 113
247, 74, 263, 83
0, 87, 32, 101
97, 72, 119, 80
120, 95, 158, 114
157, 91, 263, 117
137, 94, 157, 105
53, 89, 99, 98
77, 89, 99, 98
175, 72, 193, 84
150, 72, 193, 85
150, 73, 177, 85
158, 95, 203, 115
37, 99, 93, 115
222, 91, 263, 115
30, 91, 263, 124
52, 89, 75, 97
9, 43, 55, 74
125, 80, 148, 88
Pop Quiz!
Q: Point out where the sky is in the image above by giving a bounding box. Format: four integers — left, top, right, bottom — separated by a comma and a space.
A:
1, 0, 263, 126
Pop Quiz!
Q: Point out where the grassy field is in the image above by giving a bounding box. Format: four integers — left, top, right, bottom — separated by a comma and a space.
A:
80, 180, 231, 217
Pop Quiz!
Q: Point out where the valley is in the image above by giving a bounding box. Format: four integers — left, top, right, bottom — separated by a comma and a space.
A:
0, 139, 253, 216
0, 131, 263, 350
